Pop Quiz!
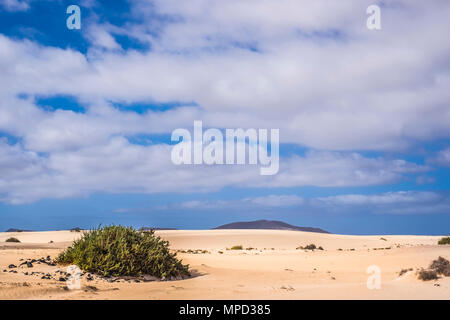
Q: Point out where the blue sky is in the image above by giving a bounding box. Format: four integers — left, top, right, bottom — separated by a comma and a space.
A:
0, 0, 450, 234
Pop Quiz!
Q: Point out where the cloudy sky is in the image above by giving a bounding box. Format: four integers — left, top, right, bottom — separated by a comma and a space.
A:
0, 0, 449, 234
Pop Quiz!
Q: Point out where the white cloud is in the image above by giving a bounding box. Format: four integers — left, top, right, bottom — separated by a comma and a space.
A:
312, 191, 450, 215
145, 194, 303, 211
266, 151, 427, 188
247, 195, 304, 207
0, 1, 449, 203
430, 148, 450, 167
0, 1, 450, 150
114, 191, 450, 215
0, 136, 428, 204
315, 191, 442, 205
0, 0, 30, 11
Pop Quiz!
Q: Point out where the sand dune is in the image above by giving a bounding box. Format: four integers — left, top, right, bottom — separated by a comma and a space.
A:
0, 230, 448, 299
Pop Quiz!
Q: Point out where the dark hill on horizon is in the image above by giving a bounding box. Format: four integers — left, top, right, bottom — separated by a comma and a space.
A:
213, 220, 330, 234
5, 228, 32, 232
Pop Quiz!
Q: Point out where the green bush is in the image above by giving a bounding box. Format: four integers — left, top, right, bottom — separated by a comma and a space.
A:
5, 237, 20, 243
438, 237, 450, 245
230, 245, 243, 250
56, 225, 189, 279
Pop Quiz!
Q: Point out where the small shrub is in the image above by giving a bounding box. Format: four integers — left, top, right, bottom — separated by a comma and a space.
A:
70, 227, 82, 232
297, 244, 317, 250
442, 267, 450, 277
429, 256, 450, 275
184, 249, 209, 254
230, 245, 243, 250
5, 237, 20, 243
438, 237, 450, 245
417, 269, 438, 281
398, 268, 413, 276
56, 225, 189, 278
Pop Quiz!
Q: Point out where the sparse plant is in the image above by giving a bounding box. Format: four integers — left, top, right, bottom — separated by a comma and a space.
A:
297, 244, 317, 250
443, 268, 450, 277
417, 269, 438, 281
438, 237, 450, 245
230, 245, 243, 250
5, 237, 20, 243
398, 268, 413, 276
429, 256, 450, 276
70, 227, 82, 232
56, 225, 190, 279
184, 249, 209, 254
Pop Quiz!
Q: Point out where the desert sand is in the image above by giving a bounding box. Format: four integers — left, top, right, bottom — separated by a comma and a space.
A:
0, 229, 448, 300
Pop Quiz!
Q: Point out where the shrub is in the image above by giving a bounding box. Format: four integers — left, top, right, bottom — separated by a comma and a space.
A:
230, 245, 243, 250
70, 227, 82, 232
297, 244, 317, 250
5, 237, 20, 243
442, 267, 450, 277
398, 268, 413, 276
438, 237, 450, 245
56, 225, 189, 279
429, 256, 450, 275
417, 269, 438, 281
185, 249, 209, 254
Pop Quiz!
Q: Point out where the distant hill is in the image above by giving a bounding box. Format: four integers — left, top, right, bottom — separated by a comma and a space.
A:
213, 220, 330, 234
5, 228, 32, 232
